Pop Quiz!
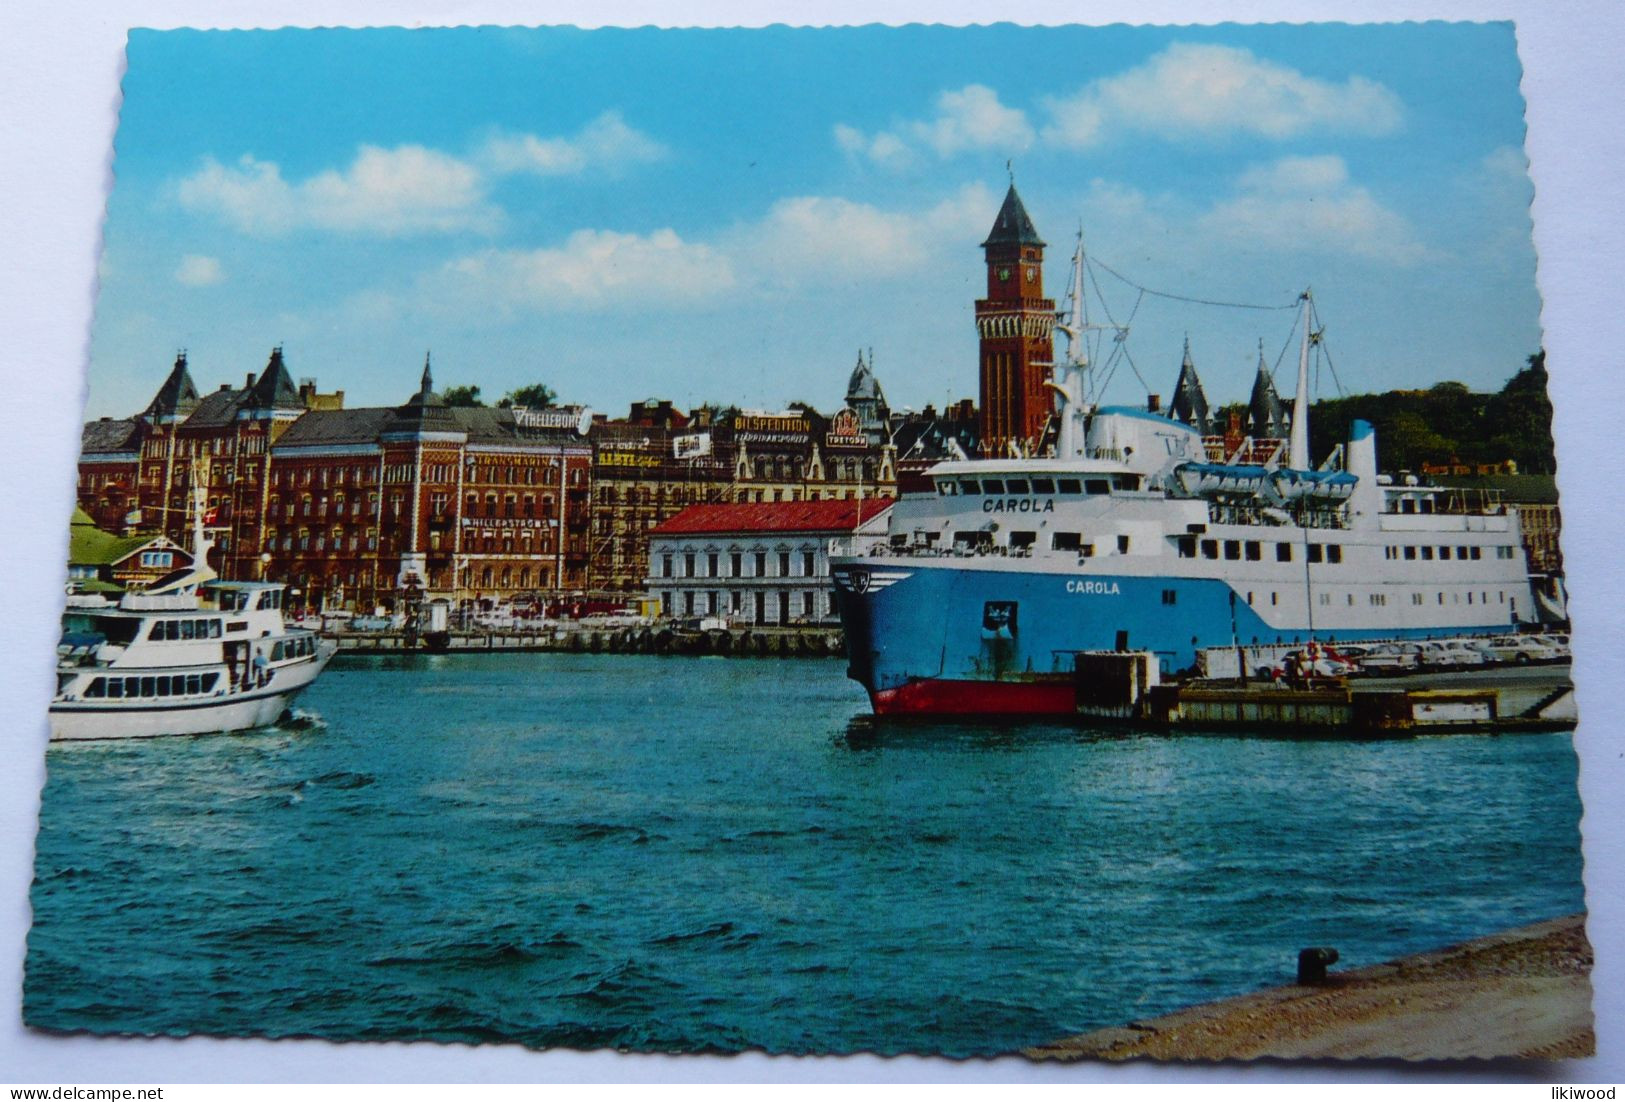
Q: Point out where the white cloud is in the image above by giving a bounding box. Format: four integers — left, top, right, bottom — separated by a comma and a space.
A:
431, 228, 735, 312
174, 254, 224, 286
478, 111, 668, 177
835, 85, 1033, 167
743, 183, 995, 285
420, 183, 995, 315
177, 146, 499, 236
1198, 154, 1432, 264
1042, 43, 1404, 146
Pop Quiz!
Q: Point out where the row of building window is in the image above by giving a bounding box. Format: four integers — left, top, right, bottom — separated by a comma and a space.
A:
661, 589, 831, 619
660, 550, 817, 579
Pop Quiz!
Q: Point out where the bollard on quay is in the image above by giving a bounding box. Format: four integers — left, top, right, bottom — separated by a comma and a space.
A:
1297, 946, 1340, 985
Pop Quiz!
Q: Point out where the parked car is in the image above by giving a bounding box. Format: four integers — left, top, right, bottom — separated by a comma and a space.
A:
1415, 639, 1488, 669
1364, 641, 1426, 672
1476, 635, 1562, 664
1268, 646, 1357, 680
1533, 633, 1572, 659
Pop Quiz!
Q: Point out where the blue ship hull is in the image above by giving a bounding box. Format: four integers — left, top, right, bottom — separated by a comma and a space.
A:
833, 561, 1499, 716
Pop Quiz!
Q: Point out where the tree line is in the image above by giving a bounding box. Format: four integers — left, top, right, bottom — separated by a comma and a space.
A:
440, 382, 557, 410
1214, 352, 1555, 475
1307, 352, 1555, 474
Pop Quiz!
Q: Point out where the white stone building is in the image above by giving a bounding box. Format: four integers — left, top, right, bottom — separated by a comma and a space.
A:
646, 498, 892, 625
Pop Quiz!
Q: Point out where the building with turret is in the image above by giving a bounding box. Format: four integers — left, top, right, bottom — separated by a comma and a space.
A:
1167, 337, 1213, 436
975, 184, 1055, 457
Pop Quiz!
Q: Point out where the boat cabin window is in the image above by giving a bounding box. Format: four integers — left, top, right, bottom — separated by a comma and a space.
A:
1224, 540, 1241, 561
1201, 539, 1218, 559
1057, 479, 1082, 494
1004, 479, 1030, 494
936, 480, 958, 496
151, 618, 224, 642
1009, 531, 1036, 550
90, 671, 221, 699
1176, 536, 1196, 558
1053, 532, 1083, 552
959, 479, 981, 494
981, 478, 1005, 494
1276, 543, 1293, 563
1245, 541, 1262, 562
1307, 544, 1324, 563
215, 589, 254, 612
1031, 478, 1055, 494
1327, 545, 1343, 564
1084, 479, 1111, 495
952, 531, 993, 550
87, 616, 142, 645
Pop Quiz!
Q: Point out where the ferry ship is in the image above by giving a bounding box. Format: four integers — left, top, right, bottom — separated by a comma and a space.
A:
831, 242, 1555, 717
51, 472, 334, 741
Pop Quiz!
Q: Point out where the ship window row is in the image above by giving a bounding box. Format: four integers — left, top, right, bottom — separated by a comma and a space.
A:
1252, 590, 1509, 608
84, 672, 221, 699
939, 475, 1138, 496
1383, 544, 1488, 562
1176, 538, 1342, 564
271, 636, 317, 661
150, 618, 224, 641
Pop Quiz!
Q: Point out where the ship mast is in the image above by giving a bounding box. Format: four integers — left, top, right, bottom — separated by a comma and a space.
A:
1288, 290, 1312, 470
1047, 226, 1101, 459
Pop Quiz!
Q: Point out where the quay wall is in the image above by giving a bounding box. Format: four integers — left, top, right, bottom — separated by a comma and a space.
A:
330, 624, 845, 659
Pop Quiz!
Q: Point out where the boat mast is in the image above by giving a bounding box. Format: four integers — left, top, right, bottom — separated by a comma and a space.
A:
1048, 226, 1090, 459
1289, 290, 1312, 470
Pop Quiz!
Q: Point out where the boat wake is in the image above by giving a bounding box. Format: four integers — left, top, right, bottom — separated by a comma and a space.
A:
273, 708, 326, 732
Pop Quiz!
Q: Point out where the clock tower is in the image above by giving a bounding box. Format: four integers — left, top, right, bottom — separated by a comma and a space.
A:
975, 183, 1055, 456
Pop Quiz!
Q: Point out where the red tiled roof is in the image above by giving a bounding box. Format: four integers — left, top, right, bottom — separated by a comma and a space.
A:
650, 498, 893, 536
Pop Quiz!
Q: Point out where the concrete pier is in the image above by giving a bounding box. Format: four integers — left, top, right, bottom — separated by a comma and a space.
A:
1026, 914, 1593, 1062
330, 624, 846, 659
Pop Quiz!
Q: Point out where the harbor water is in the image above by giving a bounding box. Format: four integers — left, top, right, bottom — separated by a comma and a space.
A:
25, 654, 1585, 1056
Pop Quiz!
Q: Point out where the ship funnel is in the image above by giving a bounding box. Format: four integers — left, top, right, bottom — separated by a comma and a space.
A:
1346, 419, 1381, 525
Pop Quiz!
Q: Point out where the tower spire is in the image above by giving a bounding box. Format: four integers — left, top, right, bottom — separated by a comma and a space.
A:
421, 351, 434, 396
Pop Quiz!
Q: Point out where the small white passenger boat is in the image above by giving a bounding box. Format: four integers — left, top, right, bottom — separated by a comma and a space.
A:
50, 475, 335, 741
51, 573, 335, 741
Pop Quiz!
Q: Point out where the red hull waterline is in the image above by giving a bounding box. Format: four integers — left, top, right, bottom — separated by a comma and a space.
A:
869, 677, 1075, 717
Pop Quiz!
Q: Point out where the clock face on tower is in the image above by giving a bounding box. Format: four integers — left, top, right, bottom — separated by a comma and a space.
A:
1025, 267, 1035, 283
997, 267, 1011, 281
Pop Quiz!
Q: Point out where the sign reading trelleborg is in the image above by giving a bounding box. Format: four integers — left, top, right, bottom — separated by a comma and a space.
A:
513, 406, 594, 435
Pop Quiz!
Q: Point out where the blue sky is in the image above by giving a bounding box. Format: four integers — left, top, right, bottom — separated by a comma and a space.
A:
85, 22, 1542, 422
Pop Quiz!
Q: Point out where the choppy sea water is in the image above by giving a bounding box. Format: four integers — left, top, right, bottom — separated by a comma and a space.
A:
25, 654, 1584, 1056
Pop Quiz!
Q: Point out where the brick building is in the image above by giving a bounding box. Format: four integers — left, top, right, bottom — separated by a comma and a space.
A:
976, 184, 1056, 457
78, 352, 592, 612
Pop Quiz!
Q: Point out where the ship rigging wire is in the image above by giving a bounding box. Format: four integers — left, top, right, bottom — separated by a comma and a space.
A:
1075, 250, 1349, 406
